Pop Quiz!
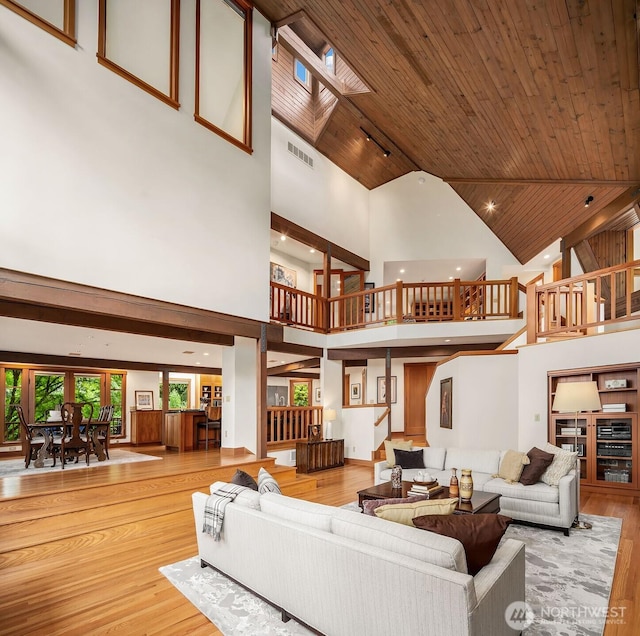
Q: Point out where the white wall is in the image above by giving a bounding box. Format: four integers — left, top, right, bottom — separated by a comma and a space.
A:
517, 330, 640, 452
426, 354, 519, 451
369, 172, 523, 285
0, 4, 272, 322
271, 118, 370, 260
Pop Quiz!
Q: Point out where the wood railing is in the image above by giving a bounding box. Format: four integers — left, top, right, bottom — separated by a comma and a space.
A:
269, 282, 326, 332
527, 260, 640, 343
266, 406, 323, 446
270, 278, 520, 333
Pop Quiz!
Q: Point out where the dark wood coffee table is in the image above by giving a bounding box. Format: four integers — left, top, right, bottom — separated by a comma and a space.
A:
357, 481, 500, 515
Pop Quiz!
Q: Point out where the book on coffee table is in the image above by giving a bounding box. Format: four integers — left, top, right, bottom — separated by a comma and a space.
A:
408, 484, 444, 497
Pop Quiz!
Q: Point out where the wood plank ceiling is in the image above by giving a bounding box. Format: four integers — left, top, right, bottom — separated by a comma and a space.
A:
256, 0, 640, 264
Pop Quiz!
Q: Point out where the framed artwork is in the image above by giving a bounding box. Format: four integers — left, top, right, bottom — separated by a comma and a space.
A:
351, 383, 361, 400
440, 378, 452, 429
270, 262, 297, 288
315, 387, 321, 402
377, 376, 397, 404
135, 390, 154, 411
364, 282, 375, 313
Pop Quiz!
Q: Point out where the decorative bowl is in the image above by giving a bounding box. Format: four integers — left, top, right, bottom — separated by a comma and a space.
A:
412, 479, 438, 487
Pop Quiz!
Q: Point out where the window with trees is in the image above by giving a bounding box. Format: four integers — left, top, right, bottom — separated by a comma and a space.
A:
159, 379, 191, 409
3, 368, 23, 444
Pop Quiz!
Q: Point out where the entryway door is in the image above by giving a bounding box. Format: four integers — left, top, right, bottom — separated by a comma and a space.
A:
403, 363, 436, 440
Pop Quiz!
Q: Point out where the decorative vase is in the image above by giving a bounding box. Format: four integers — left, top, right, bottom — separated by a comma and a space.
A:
449, 467, 459, 498
391, 465, 403, 489
459, 469, 473, 502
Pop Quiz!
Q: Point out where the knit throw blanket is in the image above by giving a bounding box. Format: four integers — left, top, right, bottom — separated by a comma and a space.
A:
202, 483, 247, 541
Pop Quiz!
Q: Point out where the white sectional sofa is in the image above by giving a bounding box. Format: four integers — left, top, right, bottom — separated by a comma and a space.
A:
193, 482, 525, 636
375, 447, 577, 535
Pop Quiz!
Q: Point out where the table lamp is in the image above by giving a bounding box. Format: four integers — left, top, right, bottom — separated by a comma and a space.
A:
552, 380, 601, 530
323, 408, 336, 440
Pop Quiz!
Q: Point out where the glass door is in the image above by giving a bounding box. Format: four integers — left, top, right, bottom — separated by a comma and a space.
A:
32, 371, 65, 423
74, 373, 102, 420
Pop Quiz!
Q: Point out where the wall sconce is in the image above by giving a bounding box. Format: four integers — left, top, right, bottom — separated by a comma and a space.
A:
359, 127, 391, 158
584, 195, 594, 208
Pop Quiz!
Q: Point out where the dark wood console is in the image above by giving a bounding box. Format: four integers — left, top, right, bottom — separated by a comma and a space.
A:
296, 439, 344, 473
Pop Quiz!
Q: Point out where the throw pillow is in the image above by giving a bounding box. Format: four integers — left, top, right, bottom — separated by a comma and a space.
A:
230, 469, 258, 491
384, 439, 414, 467
494, 449, 530, 483
519, 447, 555, 485
540, 442, 578, 486
412, 513, 512, 575
393, 448, 426, 470
257, 467, 282, 494
362, 494, 429, 516
374, 498, 458, 526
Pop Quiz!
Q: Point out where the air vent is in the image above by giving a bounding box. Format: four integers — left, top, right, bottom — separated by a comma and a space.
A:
287, 141, 314, 168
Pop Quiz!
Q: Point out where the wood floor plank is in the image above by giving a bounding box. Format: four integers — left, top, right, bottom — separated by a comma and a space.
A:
0, 448, 638, 635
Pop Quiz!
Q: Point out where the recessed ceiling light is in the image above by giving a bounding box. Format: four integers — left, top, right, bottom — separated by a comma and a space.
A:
486, 200, 496, 212
310, 248, 315, 253
399, 268, 405, 274
445, 339, 451, 343
281, 360, 286, 364
203, 352, 209, 356
543, 254, 551, 260
448, 276, 454, 280
456, 267, 461, 271
196, 361, 201, 365
396, 278, 401, 282
280, 235, 286, 241
418, 176, 425, 184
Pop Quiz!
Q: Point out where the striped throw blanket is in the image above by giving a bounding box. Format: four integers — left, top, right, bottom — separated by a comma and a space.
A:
202, 483, 247, 541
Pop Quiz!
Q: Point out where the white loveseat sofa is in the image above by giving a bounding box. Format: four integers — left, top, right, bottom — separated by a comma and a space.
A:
374, 447, 577, 535
193, 482, 525, 636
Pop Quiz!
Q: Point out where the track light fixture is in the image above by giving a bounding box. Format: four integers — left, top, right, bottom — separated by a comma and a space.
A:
359, 127, 391, 158
584, 195, 594, 208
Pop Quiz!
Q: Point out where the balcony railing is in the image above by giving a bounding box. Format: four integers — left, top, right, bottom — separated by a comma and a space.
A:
527, 260, 640, 343
270, 278, 521, 333
266, 406, 323, 447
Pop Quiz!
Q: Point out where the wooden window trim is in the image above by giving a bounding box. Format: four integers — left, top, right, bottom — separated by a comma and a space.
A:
0, 0, 76, 47
97, 0, 180, 110
194, 0, 253, 154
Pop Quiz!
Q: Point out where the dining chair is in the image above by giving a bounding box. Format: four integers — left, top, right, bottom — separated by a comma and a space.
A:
93, 404, 114, 460
16, 405, 47, 469
52, 402, 93, 469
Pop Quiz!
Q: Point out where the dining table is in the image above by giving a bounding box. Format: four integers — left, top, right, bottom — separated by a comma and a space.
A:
27, 412, 108, 467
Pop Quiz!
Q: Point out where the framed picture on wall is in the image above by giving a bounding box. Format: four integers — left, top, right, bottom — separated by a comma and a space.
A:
270, 262, 297, 288
440, 378, 452, 429
364, 282, 375, 313
377, 376, 397, 404
315, 387, 321, 402
351, 383, 361, 400
135, 390, 154, 411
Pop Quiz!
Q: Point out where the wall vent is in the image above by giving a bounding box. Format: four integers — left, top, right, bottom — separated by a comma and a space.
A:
287, 141, 314, 168
289, 450, 296, 462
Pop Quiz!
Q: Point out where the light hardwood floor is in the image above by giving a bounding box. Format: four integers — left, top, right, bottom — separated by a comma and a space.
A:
0, 448, 637, 635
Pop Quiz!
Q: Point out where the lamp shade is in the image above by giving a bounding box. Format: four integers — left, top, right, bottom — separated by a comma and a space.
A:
323, 409, 336, 422
552, 381, 601, 413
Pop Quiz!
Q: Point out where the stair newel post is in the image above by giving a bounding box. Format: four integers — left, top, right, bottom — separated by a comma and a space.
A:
395, 280, 404, 322
510, 277, 519, 318
526, 281, 537, 343
453, 279, 461, 320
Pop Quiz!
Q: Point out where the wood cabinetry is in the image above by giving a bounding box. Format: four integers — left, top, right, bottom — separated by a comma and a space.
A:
164, 410, 207, 451
198, 374, 222, 407
548, 363, 639, 495
296, 439, 344, 473
130, 410, 163, 445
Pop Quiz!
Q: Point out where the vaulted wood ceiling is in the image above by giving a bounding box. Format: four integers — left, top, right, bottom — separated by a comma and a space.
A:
256, 0, 640, 264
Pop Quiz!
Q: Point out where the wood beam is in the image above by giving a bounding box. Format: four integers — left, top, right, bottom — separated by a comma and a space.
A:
273, 9, 308, 29
267, 357, 321, 376
268, 371, 320, 379
562, 186, 640, 249
0, 351, 221, 375
0, 268, 282, 343
266, 340, 324, 358
271, 213, 369, 272
445, 177, 640, 187
327, 342, 503, 360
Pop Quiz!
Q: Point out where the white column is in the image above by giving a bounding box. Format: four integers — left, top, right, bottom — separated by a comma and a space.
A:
321, 356, 343, 439
221, 336, 258, 454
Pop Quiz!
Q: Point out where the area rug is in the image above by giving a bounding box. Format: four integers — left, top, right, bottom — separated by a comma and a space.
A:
0, 449, 161, 478
160, 510, 622, 636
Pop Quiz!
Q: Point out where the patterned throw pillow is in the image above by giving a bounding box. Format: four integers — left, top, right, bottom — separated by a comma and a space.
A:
540, 443, 578, 486
258, 467, 282, 494
384, 439, 414, 467
374, 498, 458, 525
231, 469, 258, 491
362, 494, 429, 516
